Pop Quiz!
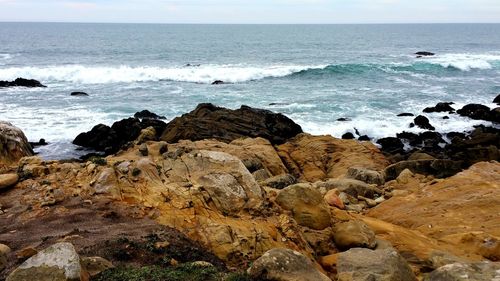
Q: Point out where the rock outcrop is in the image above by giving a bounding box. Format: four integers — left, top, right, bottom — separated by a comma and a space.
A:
277, 134, 389, 181
0, 121, 34, 167
160, 103, 303, 145
0, 78, 46, 88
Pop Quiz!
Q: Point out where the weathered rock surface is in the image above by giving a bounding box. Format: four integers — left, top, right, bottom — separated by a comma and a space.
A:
278, 134, 389, 181
247, 248, 331, 281
276, 184, 331, 230
425, 261, 500, 281
369, 161, 500, 260
0, 78, 46, 88
0, 121, 34, 167
337, 248, 417, 281
317, 178, 381, 199
6, 242, 86, 281
260, 174, 296, 189
333, 220, 377, 250
384, 159, 463, 180
346, 167, 385, 185
160, 103, 303, 145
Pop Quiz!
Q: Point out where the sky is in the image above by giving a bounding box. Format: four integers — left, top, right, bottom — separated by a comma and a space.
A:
0, 0, 500, 24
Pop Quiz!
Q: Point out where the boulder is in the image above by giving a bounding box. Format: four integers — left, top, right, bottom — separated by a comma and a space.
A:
133, 110, 166, 120
160, 103, 302, 145
0, 78, 46, 88
0, 121, 34, 166
260, 174, 296, 189
318, 178, 381, 199
73, 118, 166, 155
346, 167, 385, 185
0, 173, 19, 190
275, 184, 331, 230
333, 221, 377, 250
377, 137, 404, 153
337, 248, 417, 281
423, 102, 455, 113
70, 92, 88, 96
494, 94, 500, 105
414, 115, 435, 130
247, 248, 331, 281
415, 51, 435, 56
0, 244, 11, 272
425, 262, 500, 281
278, 134, 389, 181
384, 159, 463, 180
457, 104, 492, 121
6, 242, 87, 281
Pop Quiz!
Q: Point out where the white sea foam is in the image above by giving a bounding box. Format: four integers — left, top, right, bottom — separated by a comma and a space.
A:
425, 53, 500, 71
0, 53, 12, 60
0, 64, 327, 84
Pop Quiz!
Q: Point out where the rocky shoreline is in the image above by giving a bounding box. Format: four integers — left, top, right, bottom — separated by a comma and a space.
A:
0, 91, 499, 280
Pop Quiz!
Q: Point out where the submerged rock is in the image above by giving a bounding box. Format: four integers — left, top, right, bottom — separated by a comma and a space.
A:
415, 51, 435, 56
70, 92, 88, 96
0, 78, 46, 88
160, 103, 302, 145
397, 113, 415, 117
248, 248, 331, 281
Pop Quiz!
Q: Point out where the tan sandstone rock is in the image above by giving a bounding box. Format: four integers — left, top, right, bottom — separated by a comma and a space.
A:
0, 121, 34, 168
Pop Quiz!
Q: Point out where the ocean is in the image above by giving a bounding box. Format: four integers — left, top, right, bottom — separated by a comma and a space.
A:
0, 23, 499, 159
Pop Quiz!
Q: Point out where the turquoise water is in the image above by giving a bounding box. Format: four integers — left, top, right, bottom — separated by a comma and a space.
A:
0, 23, 499, 158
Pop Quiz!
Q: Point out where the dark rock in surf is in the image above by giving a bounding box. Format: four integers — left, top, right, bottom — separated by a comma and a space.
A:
134, 110, 166, 120
29, 138, 48, 148
442, 116, 450, 119
0, 78, 46, 88
160, 103, 302, 145
456, 104, 492, 121
358, 135, 371, 141
377, 137, 404, 153
415, 51, 435, 56
423, 102, 455, 113
494, 94, 500, 105
211, 80, 225, 85
397, 113, 414, 117
70, 91, 88, 96
414, 115, 435, 130
73, 118, 167, 155
269, 102, 290, 106
337, 118, 351, 122
342, 132, 355, 140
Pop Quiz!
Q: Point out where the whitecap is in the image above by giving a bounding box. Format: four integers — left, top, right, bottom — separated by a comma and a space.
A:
424, 53, 500, 71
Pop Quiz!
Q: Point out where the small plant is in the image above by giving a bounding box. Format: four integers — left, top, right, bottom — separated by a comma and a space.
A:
90, 156, 107, 166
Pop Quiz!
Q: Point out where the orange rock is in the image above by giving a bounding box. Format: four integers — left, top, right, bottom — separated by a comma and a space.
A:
324, 189, 345, 209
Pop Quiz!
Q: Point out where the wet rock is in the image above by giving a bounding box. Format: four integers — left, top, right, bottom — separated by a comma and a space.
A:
133, 110, 166, 120
0, 78, 46, 88
0, 121, 34, 166
70, 92, 88, 96
7, 242, 86, 281
384, 159, 463, 181
337, 248, 417, 281
358, 135, 371, 141
414, 115, 435, 130
211, 80, 225, 85
0, 173, 19, 190
442, 116, 450, 119
415, 51, 435, 56
346, 167, 385, 185
337, 118, 351, 121
425, 262, 500, 281
260, 174, 296, 189
423, 102, 455, 113
275, 184, 331, 230
29, 138, 48, 148
342, 132, 355, 139
457, 104, 492, 121
397, 113, 415, 117
247, 248, 331, 281
161, 103, 302, 145
377, 137, 404, 153
334, 220, 377, 250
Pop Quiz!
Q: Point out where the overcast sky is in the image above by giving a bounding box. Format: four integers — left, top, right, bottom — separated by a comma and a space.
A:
1, 0, 499, 24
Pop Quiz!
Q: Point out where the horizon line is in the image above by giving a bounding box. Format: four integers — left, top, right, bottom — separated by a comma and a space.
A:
1, 21, 500, 25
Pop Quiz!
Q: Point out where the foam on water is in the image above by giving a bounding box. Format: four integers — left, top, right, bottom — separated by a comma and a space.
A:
424, 53, 500, 71
0, 64, 327, 84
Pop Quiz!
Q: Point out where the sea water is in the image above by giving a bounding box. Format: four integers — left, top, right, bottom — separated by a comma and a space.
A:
0, 23, 499, 159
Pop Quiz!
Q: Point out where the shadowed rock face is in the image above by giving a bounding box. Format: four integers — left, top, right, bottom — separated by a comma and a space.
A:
160, 103, 303, 145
